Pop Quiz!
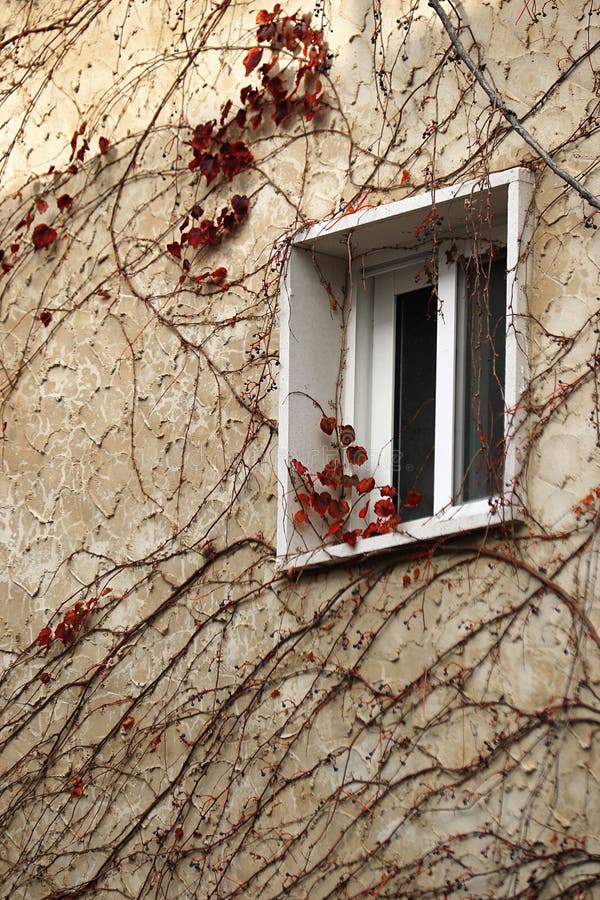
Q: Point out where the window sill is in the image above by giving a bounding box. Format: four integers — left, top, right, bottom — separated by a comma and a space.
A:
276, 500, 524, 570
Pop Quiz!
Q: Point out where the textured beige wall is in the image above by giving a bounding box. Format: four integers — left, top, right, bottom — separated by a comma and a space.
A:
1, 0, 599, 897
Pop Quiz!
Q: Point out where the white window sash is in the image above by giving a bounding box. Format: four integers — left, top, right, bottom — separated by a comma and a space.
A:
434, 247, 458, 513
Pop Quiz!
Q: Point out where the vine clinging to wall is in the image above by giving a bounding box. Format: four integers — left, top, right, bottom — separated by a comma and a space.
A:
1, 0, 599, 897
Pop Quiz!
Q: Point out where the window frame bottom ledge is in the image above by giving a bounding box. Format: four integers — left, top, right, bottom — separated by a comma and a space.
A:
276, 501, 524, 570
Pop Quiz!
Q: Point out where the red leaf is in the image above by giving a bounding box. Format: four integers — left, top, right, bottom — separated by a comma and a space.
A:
185, 219, 219, 247
70, 778, 84, 798
243, 46, 264, 75
68, 163, 78, 175
311, 491, 331, 516
39, 672, 52, 684
167, 241, 182, 259
339, 424, 356, 447
341, 529, 361, 547
40, 310, 53, 327
76, 139, 90, 161
346, 445, 368, 466
404, 489, 422, 508
401, 169, 410, 185
220, 99, 233, 126
36, 198, 48, 214
210, 267, 228, 284
271, 689, 281, 697
292, 458, 308, 476
122, 715, 135, 730
318, 459, 342, 488
69, 128, 79, 160
257, 21, 277, 42
199, 154, 220, 184
190, 203, 204, 220
221, 142, 253, 180
303, 80, 323, 121
241, 85, 261, 109
99, 136, 110, 155
358, 502, 369, 519
374, 498, 396, 518
294, 509, 309, 525
38, 627, 53, 648
56, 194, 73, 211
190, 121, 215, 152
327, 521, 343, 536
187, 226, 207, 248
320, 416, 336, 435
327, 498, 349, 520
32, 223, 58, 250
403, 573, 411, 587
231, 194, 249, 223
357, 476, 375, 495
55, 622, 74, 644
218, 207, 236, 233
151, 735, 161, 748
380, 485, 396, 498
256, 6, 279, 25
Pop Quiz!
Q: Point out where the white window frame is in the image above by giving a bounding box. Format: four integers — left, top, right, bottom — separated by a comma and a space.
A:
277, 168, 533, 568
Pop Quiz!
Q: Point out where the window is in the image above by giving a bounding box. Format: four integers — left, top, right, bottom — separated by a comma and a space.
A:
277, 168, 533, 566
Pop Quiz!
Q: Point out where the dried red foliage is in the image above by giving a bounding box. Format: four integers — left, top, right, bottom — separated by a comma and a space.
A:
320, 416, 336, 435
346, 445, 368, 466
173, 5, 330, 282
37, 595, 100, 651
290, 417, 410, 548
32, 224, 57, 249
338, 424, 356, 447
56, 194, 73, 211
374, 498, 396, 518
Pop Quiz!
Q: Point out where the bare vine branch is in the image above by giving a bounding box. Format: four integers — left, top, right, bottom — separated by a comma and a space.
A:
428, 0, 600, 211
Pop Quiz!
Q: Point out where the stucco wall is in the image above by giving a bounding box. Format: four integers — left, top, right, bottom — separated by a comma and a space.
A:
1, 0, 599, 896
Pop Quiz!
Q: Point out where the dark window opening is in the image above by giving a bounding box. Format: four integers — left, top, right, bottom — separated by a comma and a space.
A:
393, 288, 437, 522
454, 254, 507, 503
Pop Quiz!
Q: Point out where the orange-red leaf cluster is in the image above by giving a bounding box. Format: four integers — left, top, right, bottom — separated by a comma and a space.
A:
37, 594, 100, 651
290, 416, 409, 546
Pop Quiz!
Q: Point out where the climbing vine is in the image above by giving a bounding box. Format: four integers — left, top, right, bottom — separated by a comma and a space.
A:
1, 0, 599, 898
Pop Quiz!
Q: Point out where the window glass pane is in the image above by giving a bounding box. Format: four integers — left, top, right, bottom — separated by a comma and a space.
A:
393, 288, 437, 521
455, 254, 506, 503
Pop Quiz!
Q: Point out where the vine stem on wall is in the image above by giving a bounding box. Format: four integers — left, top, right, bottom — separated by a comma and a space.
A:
428, 0, 600, 211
